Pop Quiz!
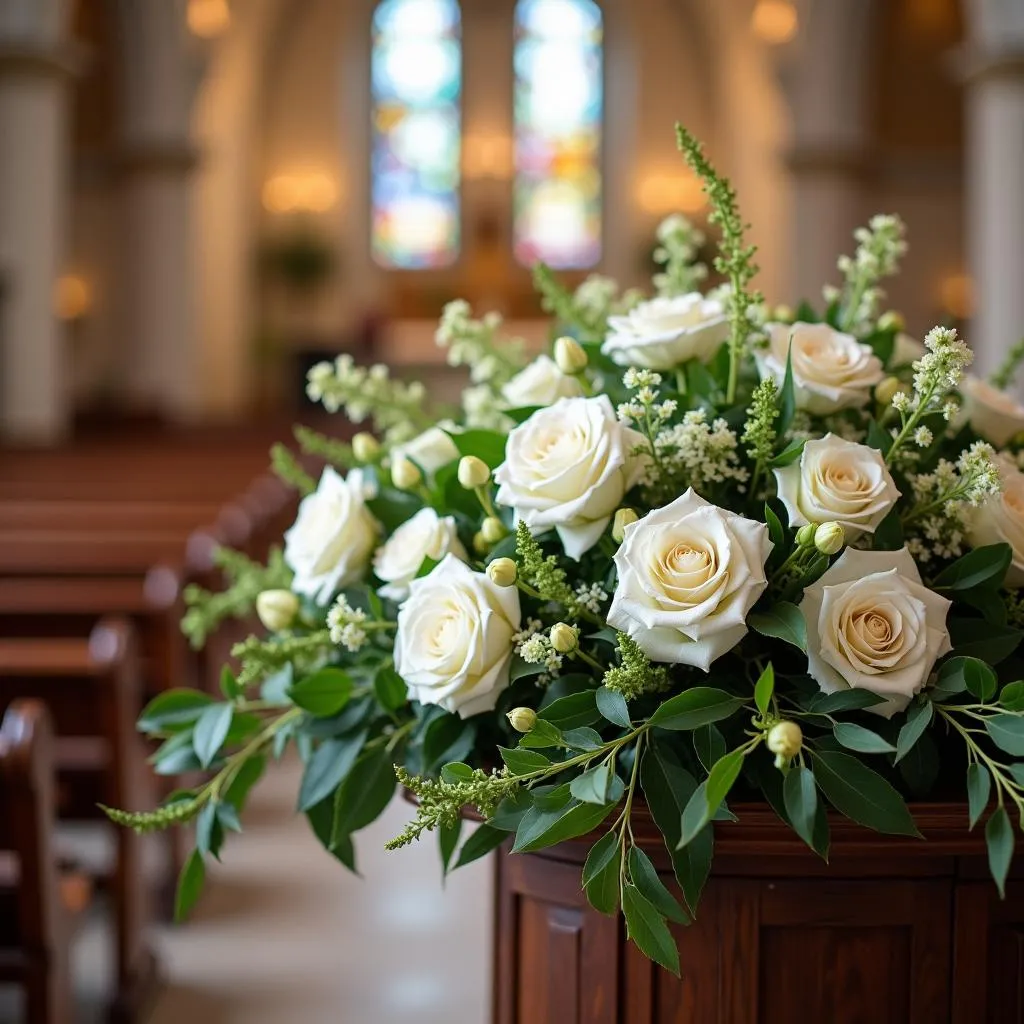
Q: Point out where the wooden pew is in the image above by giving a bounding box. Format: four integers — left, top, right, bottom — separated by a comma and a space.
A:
0, 620, 159, 1024
0, 700, 74, 1024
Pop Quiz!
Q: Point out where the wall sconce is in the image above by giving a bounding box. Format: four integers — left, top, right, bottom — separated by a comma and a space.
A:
463, 133, 513, 181
751, 0, 798, 45
637, 172, 704, 215
187, 0, 231, 39
54, 274, 92, 323
262, 172, 339, 214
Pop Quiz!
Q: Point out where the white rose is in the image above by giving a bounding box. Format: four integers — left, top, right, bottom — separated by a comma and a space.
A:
962, 376, 1024, 448
966, 455, 1024, 586
284, 467, 380, 604
602, 293, 729, 369
501, 354, 583, 408
394, 554, 521, 718
391, 423, 459, 479
774, 434, 901, 540
800, 547, 952, 718
373, 508, 468, 603
494, 395, 646, 559
607, 489, 772, 670
756, 322, 883, 414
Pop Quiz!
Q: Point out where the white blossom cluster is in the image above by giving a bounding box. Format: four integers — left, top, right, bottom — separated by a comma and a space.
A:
653, 410, 750, 493
327, 595, 368, 653
891, 326, 972, 415
832, 214, 908, 332
513, 617, 563, 674
573, 274, 644, 323
616, 369, 677, 425
461, 383, 510, 430
435, 300, 524, 386
652, 214, 708, 297
571, 582, 608, 616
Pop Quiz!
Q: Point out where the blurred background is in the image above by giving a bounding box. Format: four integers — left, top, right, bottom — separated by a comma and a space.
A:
1, 0, 1021, 445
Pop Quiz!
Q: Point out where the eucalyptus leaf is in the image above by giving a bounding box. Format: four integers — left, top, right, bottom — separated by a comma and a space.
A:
648, 687, 745, 731
967, 764, 991, 829
174, 849, 205, 922
783, 765, 818, 853
622, 884, 680, 976
453, 824, 506, 869
288, 667, 353, 717
932, 543, 1012, 592
512, 797, 617, 853
895, 700, 933, 763
985, 714, 1024, 756
812, 750, 920, 836
193, 704, 233, 769
628, 847, 688, 924
986, 805, 1014, 898
832, 722, 896, 755
596, 686, 631, 729
296, 731, 367, 811
754, 664, 775, 717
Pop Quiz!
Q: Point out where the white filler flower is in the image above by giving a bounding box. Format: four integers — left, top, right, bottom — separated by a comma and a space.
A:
394, 554, 522, 718
373, 507, 467, 603
800, 547, 952, 718
607, 489, 772, 670
602, 293, 729, 369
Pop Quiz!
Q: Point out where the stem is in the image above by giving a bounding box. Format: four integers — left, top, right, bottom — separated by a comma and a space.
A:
618, 732, 646, 898
210, 706, 303, 801
573, 646, 604, 672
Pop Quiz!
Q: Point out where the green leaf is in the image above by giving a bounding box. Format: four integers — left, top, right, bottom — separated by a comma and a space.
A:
985, 714, 1024, 756
898, 732, 940, 797
306, 796, 357, 872
949, 619, 1023, 664
833, 722, 897, 755
871, 507, 904, 550
764, 503, 785, 549
895, 700, 933, 763
499, 746, 551, 776
777, 341, 796, 436
296, 731, 367, 811
628, 847, 688, 924
769, 439, 805, 468
509, 657, 548, 684
967, 764, 991, 830
445, 428, 508, 468
783, 765, 818, 852
220, 666, 241, 701
692, 724, 726, 773
373, 667, 407, 712
223, 754, 266, 811
622, 884, 680, 975
679, 750, 744, 847
963, 659, 998, 702
582, 831, 619, 886
537, 690, 599, 731
933, 544, 1012, 592
866, 417, 893, 456
812, 750, 920, 836
648, 687, 745, 731
195, 803, 221, 860
986, 805, 1014, 898
440, 761, 474, 784
518, 719, 564, 749
421, 714, 474, 774
439, 819, 462, 875
595, 686, 631, 729
288, 668, 353, 717
640, 741, 712, 911
192, 704, 233, 769
138, 689, 214, 733
583, 832, 621, 915
561, 726, 604, 751
803, 689, 886, 714
453, 824, 506, 869
748, 602, 807, 651
332, 746, 398, 836
570, 763, 624, 806
174, 849, 205, 922
512, 797, 617, 853
1000, 681, 1024, 712
754, 663, 775, 718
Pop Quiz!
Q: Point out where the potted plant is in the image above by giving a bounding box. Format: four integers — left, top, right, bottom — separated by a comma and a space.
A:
109, 127, 1024, 1022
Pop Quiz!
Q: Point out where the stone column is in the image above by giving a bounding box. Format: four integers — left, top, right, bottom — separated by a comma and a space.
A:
0, 32, 75, 442
963, 9, 1024, 375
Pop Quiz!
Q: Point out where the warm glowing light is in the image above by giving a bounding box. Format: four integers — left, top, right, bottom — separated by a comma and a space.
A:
54, 274, 92, 321
638, 173, 704, 215
751, 0, 798, 44
463, 133, 513, 180
940, 272, 975, 320
262, 172, 339, 214
187, 0, 231, 38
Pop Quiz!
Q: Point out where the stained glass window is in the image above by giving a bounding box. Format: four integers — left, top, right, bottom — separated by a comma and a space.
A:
513, 0, 602, 269
371, 0, 461, 268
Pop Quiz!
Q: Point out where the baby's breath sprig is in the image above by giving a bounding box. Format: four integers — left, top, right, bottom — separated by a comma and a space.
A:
832, 214, 907, 334
293, 425, 355, 469
231, 630, 333, 688
675, 124, 762, 405
327, 595, 396, 653
306, 356, 432, 446
990, 337, 1024, 392
603, 633, 671, 701
182, 547, 292, 650
270, 443, 315, 495
652, 213, 708, 298
435, 299, 525, 386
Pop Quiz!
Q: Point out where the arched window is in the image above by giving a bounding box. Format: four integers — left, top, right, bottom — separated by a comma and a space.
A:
370, 0, 461, 268
513, 0, 603, 269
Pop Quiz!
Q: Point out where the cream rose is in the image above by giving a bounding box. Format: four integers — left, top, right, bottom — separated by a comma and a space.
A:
494, 395, 646, 559
393, 554, 521, 718
962, 376, 1024, 448
391, 423, 459, 479
756, 322, 883, 414
284, 467, 380, 604
774, 434, 900, 540
800, 548, 952, 718
501, 354, 583, 408
373, 508, 468, 603
602, 293, 729, 369
607, 489, 772, 670
966, 455, 1024, 586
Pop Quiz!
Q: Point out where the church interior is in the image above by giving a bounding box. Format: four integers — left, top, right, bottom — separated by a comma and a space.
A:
1, 0, 1023, 1021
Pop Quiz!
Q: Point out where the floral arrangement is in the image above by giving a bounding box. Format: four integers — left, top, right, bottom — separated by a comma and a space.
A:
109, 127, 1024, 975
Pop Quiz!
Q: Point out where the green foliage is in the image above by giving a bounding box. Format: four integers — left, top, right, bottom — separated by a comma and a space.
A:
270, 443, 315, 495
602, 633, 670, 701
514, 522, 573, 605
293, 425, 355, 468
231, 630, 333, 689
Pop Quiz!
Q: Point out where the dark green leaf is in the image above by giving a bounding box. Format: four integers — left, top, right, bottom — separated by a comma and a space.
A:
582, 831, 619, 886
219, 666, 241, 701
866, 417, 893, 455
193, 704, 233, 769
139, 689, 214, 733
512, 797, 617, 853
964, 659, 998, 702
596, 686, 631, 729
933, 544, 1012, 592
769, 439, 805, 468
754, 663, 775, 718
440, 761, 474, 784
439, 819, 462, 875
693, 725, 726, 773
518, 719, 564, 749
445, 428, 507, 468
583, 831, 621, 915
223, 754, 266, 811
949, 619, 1023, 664
812, 750, 920, 836
871, 507, 904, 550
648, 687, 746, 731
306, 796, 357, 872
833, 722, 896, 755
986, 805, 1014, 898
570, 763, 624, 806
499, 746, 551, 776
195, 803, 220, 859
749, 602, 807, 651
510, 657, 548, 684
288, 668, 353, 717
174, 849, 205, 922
628, 847, 688, 924
777, 341, 796, 436
489, 790, 531, 832
561, 727, 604, 751
764, 503, 785, 549
783, 765, 818, 852
803, 689, 886, 713
895, 700, 933, 763
373, 667, 407, 711
332, 746, 398, 834
538, 690, 599, 731
622, 884, 680, 975
296, 731, 367, 811
422, 714, 474, 774
679, 750, 744, 847
985, 714, 1024, 756
1001, 681, 1024, 712
898, 732, 940, 796
967, 764, 991, 829
453, 824, 506, 869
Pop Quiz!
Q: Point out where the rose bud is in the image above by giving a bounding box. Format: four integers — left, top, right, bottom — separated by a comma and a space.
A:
472, 531, 489, 555
554, 336, 588, 375
507, 707, 538, 733
549, 622, 579, 653
875, 376, 903, 406
767, 720, 802, 769
458, 455, 491, 489
352, 432, 381, 463
795, 522, 817, 548
612, 507, 639, 543
256, 589, 299, 632
486, 557, 518, 588
814, 521, 845, 556
391, 455, 422, 491
481, 516, 507, 544
878, 310, 905, 333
